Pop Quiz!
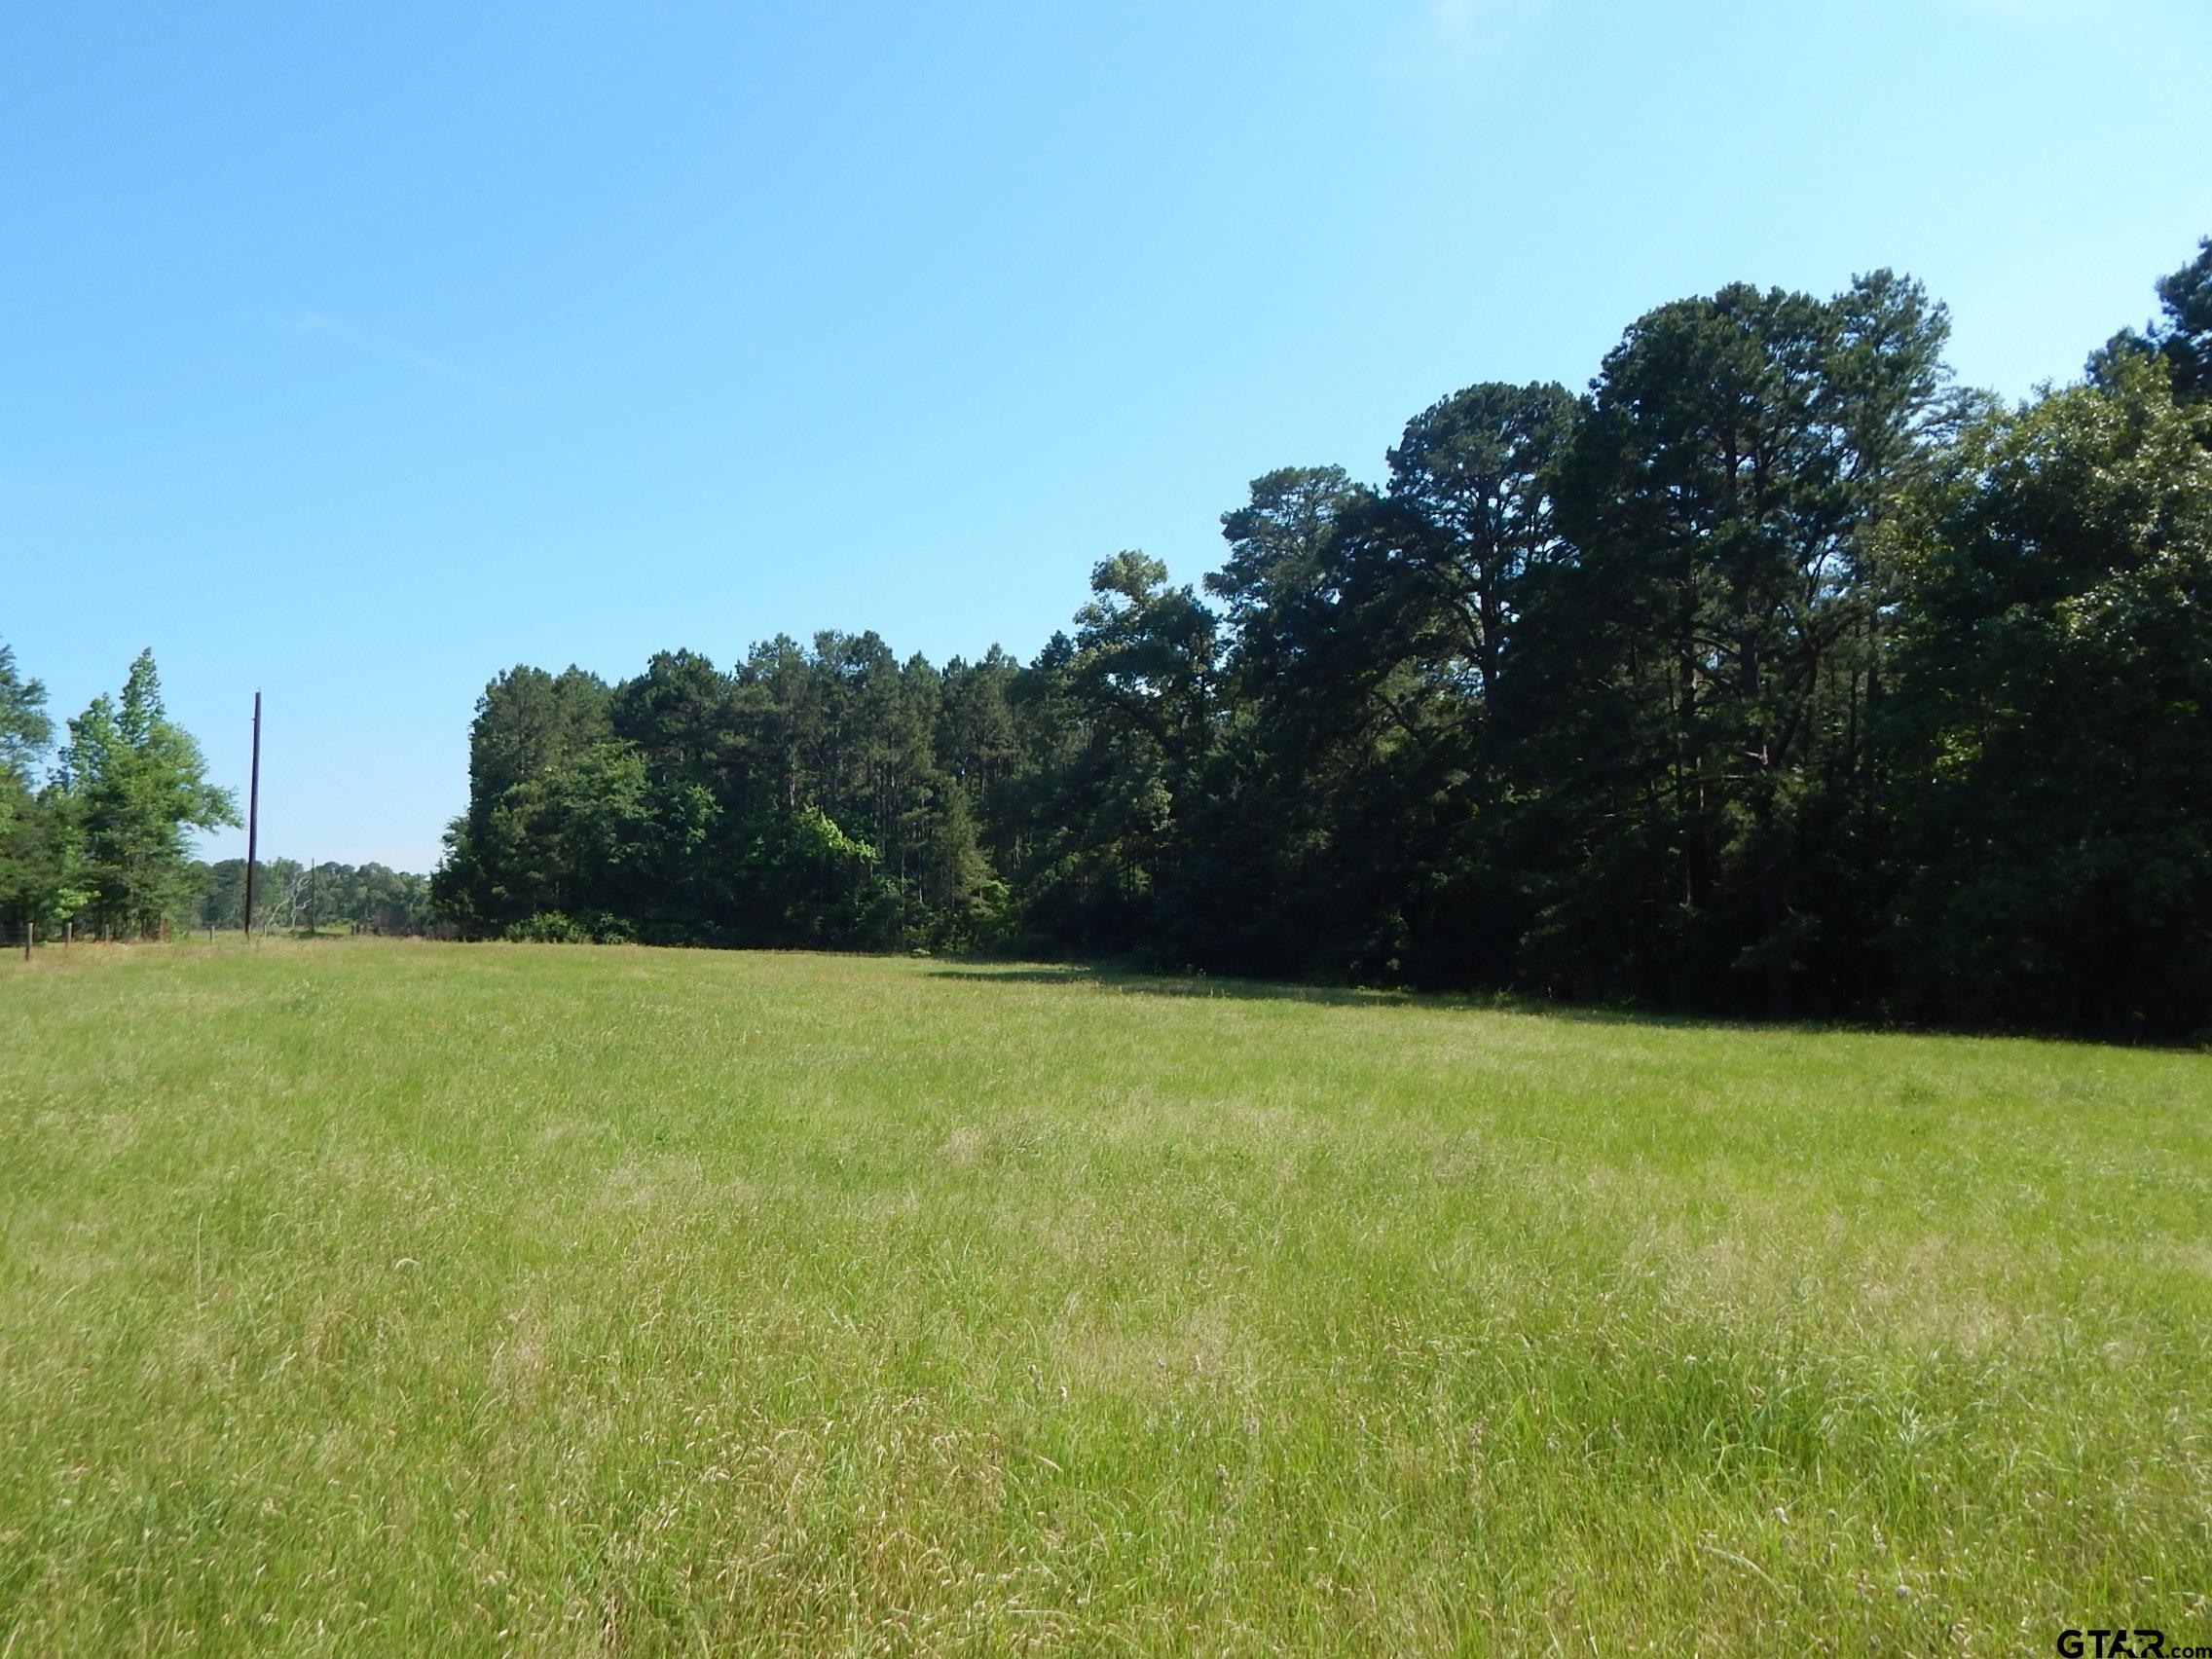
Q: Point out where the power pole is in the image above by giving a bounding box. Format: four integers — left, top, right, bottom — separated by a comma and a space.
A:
244, 692, 262, 938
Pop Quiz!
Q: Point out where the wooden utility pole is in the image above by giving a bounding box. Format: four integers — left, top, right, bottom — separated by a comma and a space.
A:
244, 692, 262, 938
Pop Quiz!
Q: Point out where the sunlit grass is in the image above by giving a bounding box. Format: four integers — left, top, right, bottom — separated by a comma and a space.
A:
1, 939, 2207, 1651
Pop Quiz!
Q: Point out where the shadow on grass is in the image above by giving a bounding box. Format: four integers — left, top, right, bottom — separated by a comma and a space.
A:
929, 964, 1412, 1011
927, 962, 2207, 1051
926, 961, 1817, 1037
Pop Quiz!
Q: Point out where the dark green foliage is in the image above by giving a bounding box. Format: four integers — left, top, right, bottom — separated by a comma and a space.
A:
437, 642, 923, 950
2093, 237, 2212, 413
1885, 358, 2212, 1034
432, 239, 2212, 1037
501, 909, 630, 944
1531, 277, 1954, 1015
0, 645, 63, 931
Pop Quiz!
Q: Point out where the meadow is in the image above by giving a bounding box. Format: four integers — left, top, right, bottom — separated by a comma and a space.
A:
1, 940, 2207, 1653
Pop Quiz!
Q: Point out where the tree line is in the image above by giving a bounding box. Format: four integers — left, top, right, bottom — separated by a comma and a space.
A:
0, 648, 236, 940
184, 858, 435, 936
435, 241, 2212, 1038
7, 240, 2203, 1035
0, 649, 435, 939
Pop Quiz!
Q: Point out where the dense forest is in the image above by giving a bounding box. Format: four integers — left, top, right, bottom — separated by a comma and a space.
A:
6, 241, 2206, 1036
433, 241, 2212, 1038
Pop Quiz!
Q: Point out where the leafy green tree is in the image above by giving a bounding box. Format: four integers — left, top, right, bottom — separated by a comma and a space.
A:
1369, 384, 1578, 983
764, 803, 897, 945
1012, 554, 1217, 956
1380, 383, 1577, 707
2094, 236, 2212, 413
1535, 277, 1952, 1013
0, 645, 50, 787
1207, 466, 1363, 688
937, 649, 1023, 798
58, 651, 237, 937
0, 644, 62, 932
608, 650, 736, 929
1886, 357, 2212, 1034
1186, 468, 1383, 974
919, 782, 1006, 948
435, 666, 612, 931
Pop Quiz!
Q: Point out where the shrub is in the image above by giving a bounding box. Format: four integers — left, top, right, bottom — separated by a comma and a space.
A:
503, 911, 591, 944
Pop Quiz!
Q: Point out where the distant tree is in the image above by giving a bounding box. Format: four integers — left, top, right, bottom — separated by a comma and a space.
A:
184, 857, 435, 934
352, 863, 435, 933
937, 649, 1023, 798
58, 651, 236, 938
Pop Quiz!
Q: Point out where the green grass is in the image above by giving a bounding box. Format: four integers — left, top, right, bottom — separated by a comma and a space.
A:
2, 940, 2208, 1652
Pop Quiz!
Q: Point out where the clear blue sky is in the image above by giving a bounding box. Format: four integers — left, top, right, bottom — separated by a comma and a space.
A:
5, 0, 2207, 870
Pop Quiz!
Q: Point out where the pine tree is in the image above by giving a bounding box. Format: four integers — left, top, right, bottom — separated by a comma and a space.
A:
61, 651, 237, 937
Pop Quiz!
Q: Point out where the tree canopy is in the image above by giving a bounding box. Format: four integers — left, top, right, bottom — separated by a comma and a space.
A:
0, 648, 237, 940
430, 237, 2212, 1038
10, 240, 2204, 1039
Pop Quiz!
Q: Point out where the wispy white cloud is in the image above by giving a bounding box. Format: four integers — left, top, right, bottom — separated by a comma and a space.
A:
0, 475, 143, 509
1943, 0, 2148, 24
1425, 0, 1553, 71
281, 311, 525, 399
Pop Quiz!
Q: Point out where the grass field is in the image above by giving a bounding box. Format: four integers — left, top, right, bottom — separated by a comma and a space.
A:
2, 940, 2208, 1652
